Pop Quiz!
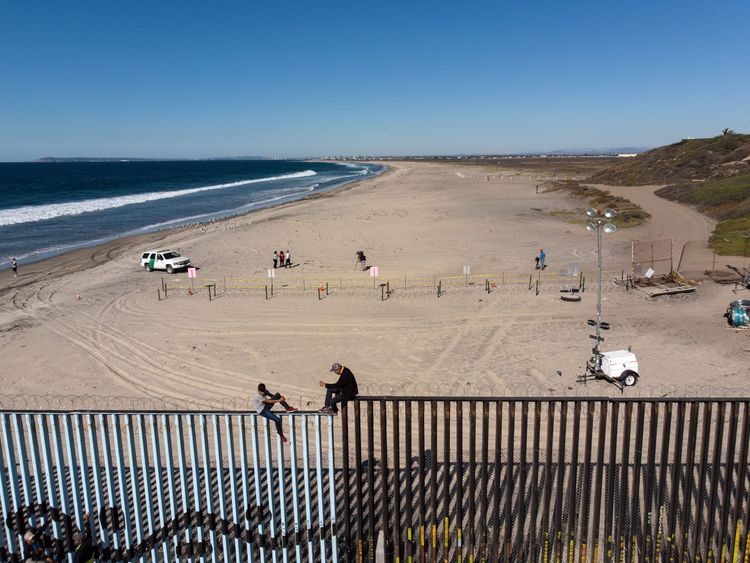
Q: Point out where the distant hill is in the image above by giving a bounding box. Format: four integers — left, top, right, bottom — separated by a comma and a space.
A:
587, 132, 750, 256
588, 132, 750, 185
545, 146, 649, 156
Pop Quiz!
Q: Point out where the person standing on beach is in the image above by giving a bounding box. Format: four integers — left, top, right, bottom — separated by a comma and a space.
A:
538, 249, 546, 270
254, 383, 290, 442
278, 250, 285, 269
10, 258, 18, 277
273, 251, 278, 269
285, 249, 291, 268
319, 362, 358, 414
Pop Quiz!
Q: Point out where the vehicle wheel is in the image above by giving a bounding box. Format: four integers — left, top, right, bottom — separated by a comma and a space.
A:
145, 264, 152, 272
622, 370, 637, 387
166, 265, 174, 274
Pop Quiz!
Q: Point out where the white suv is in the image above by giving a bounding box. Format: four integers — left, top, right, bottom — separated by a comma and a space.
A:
140, 249, 191, 274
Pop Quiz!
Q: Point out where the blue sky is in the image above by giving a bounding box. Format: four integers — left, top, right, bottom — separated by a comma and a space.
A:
1, 0, 748, 161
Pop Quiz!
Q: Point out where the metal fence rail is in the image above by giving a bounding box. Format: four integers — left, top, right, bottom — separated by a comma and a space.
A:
160, 270, 611, 297
1, 398, 749, 562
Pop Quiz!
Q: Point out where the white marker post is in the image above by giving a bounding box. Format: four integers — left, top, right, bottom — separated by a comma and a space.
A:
187, 267, 197, 292
370, 266, 379, 288
463, 264, 470, 287
267, 268, 275, 295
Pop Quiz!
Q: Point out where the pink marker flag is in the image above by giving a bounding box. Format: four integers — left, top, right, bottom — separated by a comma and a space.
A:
369, 266, 379, 277
187, 267, 197, 278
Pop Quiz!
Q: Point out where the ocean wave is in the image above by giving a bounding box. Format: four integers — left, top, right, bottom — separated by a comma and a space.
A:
0, 184, 322, 264
125, 185, 318, 232
0, 170, 317, 227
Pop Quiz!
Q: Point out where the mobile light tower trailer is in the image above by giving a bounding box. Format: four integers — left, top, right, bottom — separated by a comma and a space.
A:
578, 207, 639, 391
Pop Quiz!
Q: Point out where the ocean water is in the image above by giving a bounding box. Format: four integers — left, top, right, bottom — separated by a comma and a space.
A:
0, 160, 382, 266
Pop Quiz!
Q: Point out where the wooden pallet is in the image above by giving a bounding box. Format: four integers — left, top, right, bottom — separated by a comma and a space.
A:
635, 283, 696, 297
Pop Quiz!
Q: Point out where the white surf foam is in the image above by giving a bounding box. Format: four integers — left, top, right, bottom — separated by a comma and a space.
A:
0, 170, 317, 227
127, 185, 318, 232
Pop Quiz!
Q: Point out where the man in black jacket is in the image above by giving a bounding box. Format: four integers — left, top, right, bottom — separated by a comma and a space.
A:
319, 362, 358, 414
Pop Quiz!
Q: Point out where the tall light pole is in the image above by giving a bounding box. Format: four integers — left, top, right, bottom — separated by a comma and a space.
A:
586, 207, 617, 370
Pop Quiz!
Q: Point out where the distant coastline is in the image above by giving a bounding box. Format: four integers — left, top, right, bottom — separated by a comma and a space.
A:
29, 147, 651, 164
33, 156, 269, 163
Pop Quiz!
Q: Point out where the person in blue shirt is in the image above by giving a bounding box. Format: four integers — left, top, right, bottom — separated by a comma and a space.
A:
538, 249, 546, 270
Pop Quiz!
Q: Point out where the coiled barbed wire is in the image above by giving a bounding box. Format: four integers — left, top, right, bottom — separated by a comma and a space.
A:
0, 384, 747, 413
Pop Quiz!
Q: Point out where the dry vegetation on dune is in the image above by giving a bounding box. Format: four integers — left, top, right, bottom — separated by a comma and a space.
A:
585, 131, 750, 254
589, 132, 750, 185
544, 180, 651, 227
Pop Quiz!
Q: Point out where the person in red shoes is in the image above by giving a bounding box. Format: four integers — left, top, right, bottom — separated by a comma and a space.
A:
258, 383, 298, 413
254, 383, 297, 442
319, 362, 358, 414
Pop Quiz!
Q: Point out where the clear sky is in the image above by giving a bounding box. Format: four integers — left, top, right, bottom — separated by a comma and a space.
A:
1, 0, 748, 161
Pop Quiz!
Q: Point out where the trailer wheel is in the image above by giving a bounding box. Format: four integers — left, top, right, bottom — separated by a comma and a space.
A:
622, 370, 637, 387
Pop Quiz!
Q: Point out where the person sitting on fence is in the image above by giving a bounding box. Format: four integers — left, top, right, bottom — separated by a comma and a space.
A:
319, 362, 358, 414
254, 383, 292, 442
258, 382, 298, 413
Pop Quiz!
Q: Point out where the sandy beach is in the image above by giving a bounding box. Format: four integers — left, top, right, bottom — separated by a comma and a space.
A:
1, 161, 748, 410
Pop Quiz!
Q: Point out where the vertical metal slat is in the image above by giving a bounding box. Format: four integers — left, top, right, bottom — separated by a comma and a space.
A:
135, 415, 158, 563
